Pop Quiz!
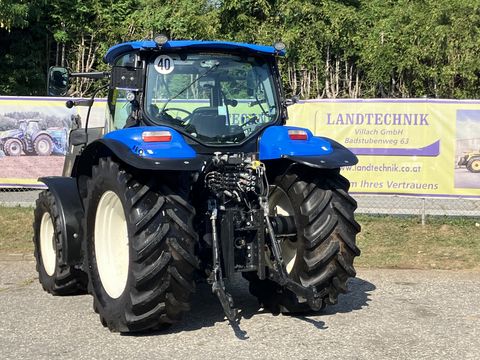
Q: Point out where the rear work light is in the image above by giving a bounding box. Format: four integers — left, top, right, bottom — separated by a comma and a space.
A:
142, 130, 172, 142
288, 130, 308, 140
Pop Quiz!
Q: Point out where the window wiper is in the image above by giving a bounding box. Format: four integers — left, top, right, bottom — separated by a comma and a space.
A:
250, 68, 271, 118
159, 61, 220, 115
250, 95, 270, 118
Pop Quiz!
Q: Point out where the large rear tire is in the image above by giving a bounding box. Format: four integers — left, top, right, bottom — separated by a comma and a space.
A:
246, 168, 361, 313
34, 134, 53, 156
33, 190, 87, 295
83, 158, 198, 332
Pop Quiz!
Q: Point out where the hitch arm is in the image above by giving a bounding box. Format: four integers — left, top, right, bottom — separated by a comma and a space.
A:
209, 201, 238, 322
262, 197, 324, 310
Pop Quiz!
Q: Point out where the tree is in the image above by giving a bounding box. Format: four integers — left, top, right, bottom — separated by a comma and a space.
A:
0, 0, 48, 95
0, 0, 31, 30
1, 0, 480, 99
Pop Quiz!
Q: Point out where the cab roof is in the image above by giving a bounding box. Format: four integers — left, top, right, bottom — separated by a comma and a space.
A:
104, 40, 286, 64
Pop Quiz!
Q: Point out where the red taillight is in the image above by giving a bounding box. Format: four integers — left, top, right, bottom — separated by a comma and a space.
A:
288, 130, 308, 140
142, 131, 172, 142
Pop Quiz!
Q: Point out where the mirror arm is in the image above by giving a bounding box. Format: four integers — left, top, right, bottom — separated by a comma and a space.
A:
66, 99, 94, 108
83, 84, 110, 146
70, 71, 110, 80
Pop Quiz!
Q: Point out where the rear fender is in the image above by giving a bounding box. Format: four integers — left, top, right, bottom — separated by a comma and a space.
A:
33, 132, 53, 141
259, 126, 358, 169
72, 126, 205, 176
39, 177, 84, 266
103, 126, 196, 159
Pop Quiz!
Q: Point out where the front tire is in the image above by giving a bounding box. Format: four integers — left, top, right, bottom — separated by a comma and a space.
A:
246, 168, 361, 313
33, 190, 87, 295
4, 138, 23, 156
84, 158, 198, 332
466, 157, 480, 173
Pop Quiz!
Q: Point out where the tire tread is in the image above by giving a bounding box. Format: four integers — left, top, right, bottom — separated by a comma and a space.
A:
84, 158, 198, 332
246, 168, 360, 313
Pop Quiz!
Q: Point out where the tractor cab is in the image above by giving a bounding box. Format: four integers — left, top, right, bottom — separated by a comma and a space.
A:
49, 39, 288, 149
114, 52, 279, 144
105, 40, 286, 147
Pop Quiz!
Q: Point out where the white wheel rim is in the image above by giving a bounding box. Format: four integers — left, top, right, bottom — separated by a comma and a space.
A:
38, 140, 49, 153
269, 187, 297, 274
95, 191, 129, 299
9, 141, 21, 155
40, 212, 56, 276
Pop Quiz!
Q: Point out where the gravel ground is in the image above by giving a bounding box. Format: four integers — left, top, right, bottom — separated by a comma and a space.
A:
0, 189, 41, 207
0, 260, 479, 360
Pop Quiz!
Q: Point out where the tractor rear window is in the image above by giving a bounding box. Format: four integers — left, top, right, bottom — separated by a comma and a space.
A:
144, 53, 279, 144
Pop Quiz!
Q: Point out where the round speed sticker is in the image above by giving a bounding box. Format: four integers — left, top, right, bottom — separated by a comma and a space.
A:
154, 55, 175, 74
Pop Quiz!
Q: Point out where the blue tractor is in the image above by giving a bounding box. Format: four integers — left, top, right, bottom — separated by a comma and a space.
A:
33, 38, 360, 332
0, 119, 67, 156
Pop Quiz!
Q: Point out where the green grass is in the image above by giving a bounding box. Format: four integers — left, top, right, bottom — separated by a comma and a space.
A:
355, 215, 480, 270
0, 206, 34, 253
0, 206, 479, 270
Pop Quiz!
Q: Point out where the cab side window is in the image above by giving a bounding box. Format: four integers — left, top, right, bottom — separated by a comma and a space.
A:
110, 89, 131, 130
108, 53, 138, 130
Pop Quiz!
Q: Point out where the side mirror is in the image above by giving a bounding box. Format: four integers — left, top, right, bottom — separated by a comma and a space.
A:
285, 95, 299, 107
69, 128, 87, 146
47, 66, 69, 96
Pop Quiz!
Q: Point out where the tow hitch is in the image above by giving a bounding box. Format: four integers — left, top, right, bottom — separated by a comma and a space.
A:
209, 194, 323, 322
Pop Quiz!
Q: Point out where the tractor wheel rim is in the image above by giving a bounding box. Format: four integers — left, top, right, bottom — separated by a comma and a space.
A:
269, 187, 297, 274
40, 212, 56, 276
38, 140, 49, 153
94, 191, 129, 299
472, 160, 480, 170
10, 142, 21, 155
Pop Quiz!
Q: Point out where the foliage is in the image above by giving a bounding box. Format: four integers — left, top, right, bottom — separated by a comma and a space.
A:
358, 0, 480, 98
0, 0, 32, 30
0, 0, 47, 95
1, 0, 480, 99
0, 116, 16, 131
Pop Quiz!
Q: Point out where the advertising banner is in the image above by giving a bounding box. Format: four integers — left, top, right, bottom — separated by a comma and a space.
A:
0, 96, 105, 188
1, 97, 480, 197
289, 99, 480, 197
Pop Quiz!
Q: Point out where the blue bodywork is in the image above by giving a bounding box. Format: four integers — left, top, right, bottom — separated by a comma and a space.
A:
104, 40, 286, 64
49, 129, 68, 155
103, 125, 338, 162
104, 126, 197, 159
258, 126, 332, 160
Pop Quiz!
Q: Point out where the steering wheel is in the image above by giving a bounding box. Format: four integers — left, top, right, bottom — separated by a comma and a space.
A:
162, 108, 192, 122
